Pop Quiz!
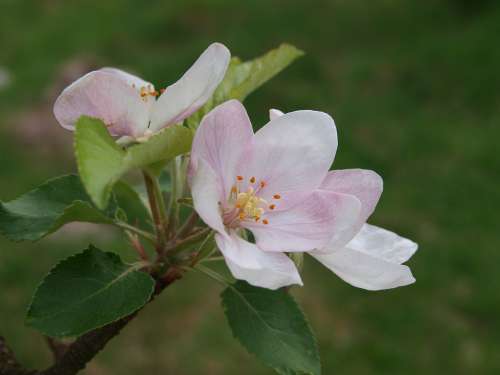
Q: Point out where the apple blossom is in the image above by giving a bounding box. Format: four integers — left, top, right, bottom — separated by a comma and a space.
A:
53, 43, 230, 141
190, 100, 363, 290
270, 108, 418, 290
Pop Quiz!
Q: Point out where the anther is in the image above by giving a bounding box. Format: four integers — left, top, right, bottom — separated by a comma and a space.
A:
260, 181, 266, 188
250, 176, 256, 184
237, 176, 244, 181
263, 219, 269, 225
273, 194, 281, 200
269, 204, 276, 210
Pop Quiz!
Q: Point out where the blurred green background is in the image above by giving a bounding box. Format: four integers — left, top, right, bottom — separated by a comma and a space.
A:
1, 0, 499, 374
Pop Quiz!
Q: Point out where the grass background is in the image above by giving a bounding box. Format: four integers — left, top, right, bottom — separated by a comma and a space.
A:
1, 0, 499, 373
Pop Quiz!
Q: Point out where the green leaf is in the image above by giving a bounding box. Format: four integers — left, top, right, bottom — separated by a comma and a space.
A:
221, 281, 321, 375
112, 181, 150, 230
0, 175, 114, 241
124, 125, 193, 171
26, 246, 155, 338
222, 43, 304, 102
75, 117, 192, 209
188, 44, 304, 128
74, 116, 127, 210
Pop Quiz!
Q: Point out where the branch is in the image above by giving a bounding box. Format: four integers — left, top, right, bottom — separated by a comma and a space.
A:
143, 171, 169, 254
44, 338, 68, 362
0, 336, 35, 375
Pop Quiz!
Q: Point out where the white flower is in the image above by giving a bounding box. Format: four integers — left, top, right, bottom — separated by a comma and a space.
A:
271, 108, 418, 291
53, 43, 230, 141
190, 100, 360, 289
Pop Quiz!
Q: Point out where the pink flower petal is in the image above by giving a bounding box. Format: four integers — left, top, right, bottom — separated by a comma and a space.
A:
321, 169, 383, 223
269, 108, 284, 120
190, 100, 253, 199
191, 159, 226, 235
149, 43, 230, 132
53, 69, 151, 137
320, 169, 383, 249
310, 224, 417, 290
215, 232, 303, 290
245, 190, 361, 252
99, 67, 154, 90
243, 110, 338, 202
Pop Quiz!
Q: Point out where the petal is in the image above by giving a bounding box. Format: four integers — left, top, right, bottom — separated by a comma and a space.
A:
347, 224, 418, 264
245, 190, 361, 252
190, 100, 253, 199
99, 67, 154, 90
310, 223, 417, 291
244, 110, 338, 202
310, 247, 415, 291
320, 169, 383, 248
269, 108, 284, 120
191, 159, 226, 234
321, 169, 383, 224
53, 69, 151, 137
215, 232, 303, 290
149, 43, 230, 132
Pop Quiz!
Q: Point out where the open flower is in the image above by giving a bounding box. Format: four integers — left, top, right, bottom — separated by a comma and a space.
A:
53, 43, 230, 141
190, 100, 362, 289
270, 108, 418, 291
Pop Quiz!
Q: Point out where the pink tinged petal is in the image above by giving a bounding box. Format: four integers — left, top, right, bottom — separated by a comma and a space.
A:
269, 108, 284, 120
190, 100, 254, 199
320, 169, 383, 249
53, 70, 151, 137
190, 159, 226, 234
310, 224, 417, 291
215, 232, 303, 290
321, 169, 383, 224
246, 190, 361, 253
149, 42, 231, 132
99, 67, 154, 91
245, 110, 338, 201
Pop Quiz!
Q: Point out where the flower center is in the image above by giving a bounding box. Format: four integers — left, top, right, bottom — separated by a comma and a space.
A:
222, 176, 280, 228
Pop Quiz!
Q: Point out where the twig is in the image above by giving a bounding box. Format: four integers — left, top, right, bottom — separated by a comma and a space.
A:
125, 231, 149, 262
143, 171, 168, 255
166, 228, 211, 258
176, 211, 199, 239
114, 222, 155, 243
0, 336, 35, 375
44, 337, 68, 362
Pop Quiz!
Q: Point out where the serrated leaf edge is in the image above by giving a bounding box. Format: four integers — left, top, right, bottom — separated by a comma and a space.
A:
0, 174, 111, 242
25, 245, 155, 338
220, 285, 321, 375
